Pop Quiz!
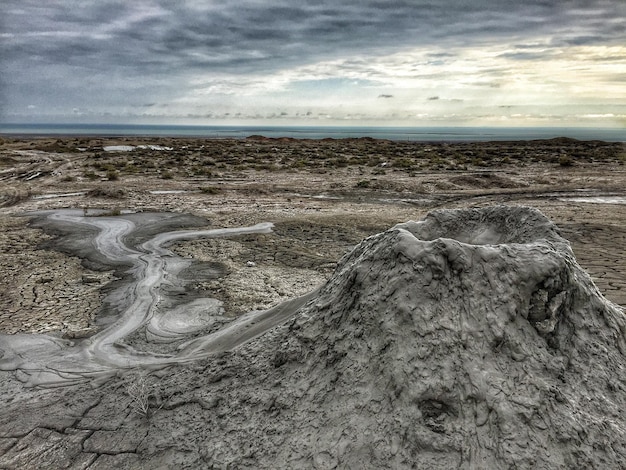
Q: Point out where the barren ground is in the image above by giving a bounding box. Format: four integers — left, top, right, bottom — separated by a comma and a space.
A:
1, 135, 626, 469
1, 135, 625, 335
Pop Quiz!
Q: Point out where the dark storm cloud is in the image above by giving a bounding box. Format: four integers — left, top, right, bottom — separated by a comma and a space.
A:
1, 0, 625, 118
4, 0, 625, 71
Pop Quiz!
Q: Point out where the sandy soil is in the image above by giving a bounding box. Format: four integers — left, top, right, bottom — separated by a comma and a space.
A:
1, 135, 624, 336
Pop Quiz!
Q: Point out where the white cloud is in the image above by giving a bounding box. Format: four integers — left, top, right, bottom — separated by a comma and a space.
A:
158, 42, 624, 125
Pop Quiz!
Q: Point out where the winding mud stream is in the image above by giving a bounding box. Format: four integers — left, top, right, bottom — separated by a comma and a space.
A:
0, 210, 315, 387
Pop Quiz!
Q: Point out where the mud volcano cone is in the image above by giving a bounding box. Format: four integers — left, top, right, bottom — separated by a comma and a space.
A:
268, 206, 626, 468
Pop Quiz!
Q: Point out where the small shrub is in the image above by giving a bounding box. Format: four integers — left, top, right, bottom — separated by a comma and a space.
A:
393, 158, 414, 169
355, 180, 371, 188
332, 157, 349, 168
199, 186, 221, 194
122, 163, 139, 174
125, 371, 153, 417
107, 207, 122, 216
194, 167, 213, 177
291, 160, 307, 169
87, 188, 127, 199
558, 155, 574, 167
107, 170, 119, 181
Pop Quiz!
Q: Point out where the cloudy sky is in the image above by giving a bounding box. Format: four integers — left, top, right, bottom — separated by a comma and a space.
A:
1, 0, 625, 127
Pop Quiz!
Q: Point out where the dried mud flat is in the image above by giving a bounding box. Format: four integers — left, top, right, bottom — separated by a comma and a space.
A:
0, 136, 625, 468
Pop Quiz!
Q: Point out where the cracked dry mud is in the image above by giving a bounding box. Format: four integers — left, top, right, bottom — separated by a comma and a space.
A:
0, 136, 625, 468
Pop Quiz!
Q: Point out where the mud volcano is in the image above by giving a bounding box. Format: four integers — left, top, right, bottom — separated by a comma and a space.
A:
246, 205, 626, 469
1, 206, 625, 469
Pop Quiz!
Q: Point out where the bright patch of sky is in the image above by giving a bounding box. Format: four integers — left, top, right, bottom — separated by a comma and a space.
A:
1, 0, 625, 127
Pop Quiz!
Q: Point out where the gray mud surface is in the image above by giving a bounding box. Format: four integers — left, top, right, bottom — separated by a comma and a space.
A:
0, 210, 294, 386
1, 206, 626, 468
1, 137, 626, 468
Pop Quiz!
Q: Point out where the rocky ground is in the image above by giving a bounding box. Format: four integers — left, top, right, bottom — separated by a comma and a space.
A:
0, 135, 625, 468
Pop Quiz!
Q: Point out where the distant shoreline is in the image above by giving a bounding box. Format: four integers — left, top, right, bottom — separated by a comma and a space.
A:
1, 123, 624, 142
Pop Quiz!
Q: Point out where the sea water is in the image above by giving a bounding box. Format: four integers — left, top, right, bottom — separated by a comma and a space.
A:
0, 123, 624, 142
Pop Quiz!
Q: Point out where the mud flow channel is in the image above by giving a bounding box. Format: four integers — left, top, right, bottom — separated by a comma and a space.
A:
0, 209, 316, 387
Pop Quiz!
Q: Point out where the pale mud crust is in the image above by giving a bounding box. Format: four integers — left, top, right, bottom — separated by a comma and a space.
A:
170, 216, 385, 316
171, 236, 326, 317
0, 214, 113, 335
558, 221, 626, 307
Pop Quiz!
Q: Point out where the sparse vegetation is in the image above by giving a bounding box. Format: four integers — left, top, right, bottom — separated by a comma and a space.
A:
87, 188, 127, 199
84, 207, 122, 216
125, 371, 157, 418
199, 186, 222, 194
54, 137, 614, 178
83, 171, 98, 181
